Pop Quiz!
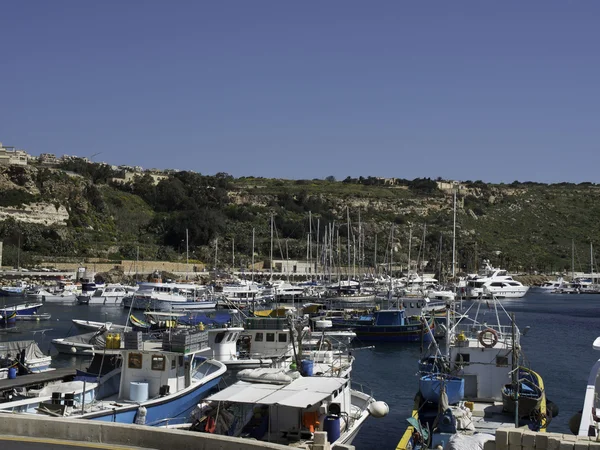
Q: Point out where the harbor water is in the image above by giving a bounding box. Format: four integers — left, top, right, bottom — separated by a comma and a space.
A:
1, 292, 599, 449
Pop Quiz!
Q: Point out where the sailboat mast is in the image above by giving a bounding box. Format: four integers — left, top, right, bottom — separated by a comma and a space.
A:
591, 242, 594, 284
374, 232, 378, 277
251, 228, 255, 283
270, 213, 274, 280
407, 226, 412, 276
572, 239, 575, 282
347, 207, 351, 283
186, 228, 189, 280
452, 188, 457, 279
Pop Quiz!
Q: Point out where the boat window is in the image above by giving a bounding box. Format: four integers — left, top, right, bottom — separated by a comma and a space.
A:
410, 303, 415, 308
496, 356, 509, 367
128, 353, 143, 369
171, 358, 176, 370
215, 332, 226, 343
455, 353, 470, 367
255, 333, 263, 342
490, 282, 503, 287
152, 355, 166, 371
227, 333, 234, 342
266, 333, 275, 342
179, 355, 184, 367
278, 333, 287, 342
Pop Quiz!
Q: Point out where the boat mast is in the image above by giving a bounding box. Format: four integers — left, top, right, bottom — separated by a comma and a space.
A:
251, 228, 255, 283
270, 213, 274, 281
374, 232, 378, 277
347, 207, 351, 283
452, 188, 457, 279
316, 218, 320, 278
186, 228, 189, 280
572, 238, 575, 282
591, 242, 594, 284
389, 225, 394, 308
407, 225, 412, 276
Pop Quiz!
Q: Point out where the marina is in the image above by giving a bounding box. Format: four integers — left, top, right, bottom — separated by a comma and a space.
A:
0, 289, 598, 448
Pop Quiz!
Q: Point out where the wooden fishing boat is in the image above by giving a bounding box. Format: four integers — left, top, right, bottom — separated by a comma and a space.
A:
501, 367, 544, 417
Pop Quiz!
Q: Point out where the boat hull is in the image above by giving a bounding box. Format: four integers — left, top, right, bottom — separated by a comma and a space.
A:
83, 370, 223, 425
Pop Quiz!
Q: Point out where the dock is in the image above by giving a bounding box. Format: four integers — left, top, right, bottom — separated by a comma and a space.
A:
0, 368, 75, 393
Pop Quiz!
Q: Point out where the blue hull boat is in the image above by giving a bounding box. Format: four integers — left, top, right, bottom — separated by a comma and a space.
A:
332, 309, 435, 343
2, 303, 43, 316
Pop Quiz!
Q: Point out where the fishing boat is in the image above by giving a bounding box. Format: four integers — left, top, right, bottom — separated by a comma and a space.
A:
26, 288, 78, 304
51, 329, 113, 356
330, 309, 435, 343
0, 311, 18, 326
1, 302, 43, 316
0, 281, 29, 297
501, 367, 544, 417
397, 298, 551, 450
0, 340, 53, 374
193, 367, 389, 447
72, 319, 131, 333
76, 284, 136, 306
123, 282, 215, 311
0, 330, 227, 426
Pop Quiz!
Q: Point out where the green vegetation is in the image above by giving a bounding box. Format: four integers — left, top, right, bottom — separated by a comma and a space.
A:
0, 160, 598, 275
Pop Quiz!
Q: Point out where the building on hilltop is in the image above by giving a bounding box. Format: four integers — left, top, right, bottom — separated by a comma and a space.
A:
436, 180, 467, 193
0, 142, 29, 166
38, 153, 59, 166
111, 169, 169, 186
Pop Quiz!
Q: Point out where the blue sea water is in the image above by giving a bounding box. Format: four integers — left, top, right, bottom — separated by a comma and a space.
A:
1, 292, 599, 449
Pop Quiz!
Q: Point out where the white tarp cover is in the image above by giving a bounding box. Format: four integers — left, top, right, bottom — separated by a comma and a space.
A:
444, 433, 494, 450
0, 340, 46, 361
208, 376, 348, 408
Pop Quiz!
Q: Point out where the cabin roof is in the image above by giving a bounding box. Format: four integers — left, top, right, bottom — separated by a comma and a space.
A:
207, 376, 347, 408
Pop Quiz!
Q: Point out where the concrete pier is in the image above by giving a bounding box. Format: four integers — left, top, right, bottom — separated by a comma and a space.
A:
485, 428, 600, 450
0, 414, 355, 450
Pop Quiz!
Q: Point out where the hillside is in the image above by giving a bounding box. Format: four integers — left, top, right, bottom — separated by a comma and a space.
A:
0, 160, 598, 276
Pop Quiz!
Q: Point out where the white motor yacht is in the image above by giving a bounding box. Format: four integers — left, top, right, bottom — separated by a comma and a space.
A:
466, 263, 529, 299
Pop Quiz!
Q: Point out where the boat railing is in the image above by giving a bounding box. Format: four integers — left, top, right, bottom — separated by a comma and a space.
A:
453, 323, 519, 344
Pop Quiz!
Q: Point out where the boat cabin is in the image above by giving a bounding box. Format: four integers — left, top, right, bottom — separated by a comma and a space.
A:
449, 324, 515, 402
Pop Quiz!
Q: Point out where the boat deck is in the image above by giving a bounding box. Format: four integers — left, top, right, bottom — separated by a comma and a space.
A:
0, 368, 75, 392
470, 402, 517, 434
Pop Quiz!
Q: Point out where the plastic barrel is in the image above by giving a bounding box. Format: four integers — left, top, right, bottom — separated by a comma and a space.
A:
8, 367, 17, 379
301, 359, 314, 376
130, 382, 149, 402
323, 416, 341, 443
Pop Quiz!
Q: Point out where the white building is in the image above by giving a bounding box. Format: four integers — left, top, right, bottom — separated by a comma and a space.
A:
0, 143, 28, 166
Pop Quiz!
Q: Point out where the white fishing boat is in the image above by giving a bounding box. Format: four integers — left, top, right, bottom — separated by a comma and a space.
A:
26, 288, 78, 304
0, 340, 53, 373
52, 330, 112, 356
72, 319, 131, 333
195, 368, 388, 447
123, 282, 214, 311
0, 335, 227, 426
77, 284, 137, 305
397, 297, 550, 450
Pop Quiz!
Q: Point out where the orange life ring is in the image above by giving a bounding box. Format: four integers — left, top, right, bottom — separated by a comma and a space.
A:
478, 328, 499, 348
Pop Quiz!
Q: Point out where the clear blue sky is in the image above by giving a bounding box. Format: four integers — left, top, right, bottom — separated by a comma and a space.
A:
1, 2, 598, 183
